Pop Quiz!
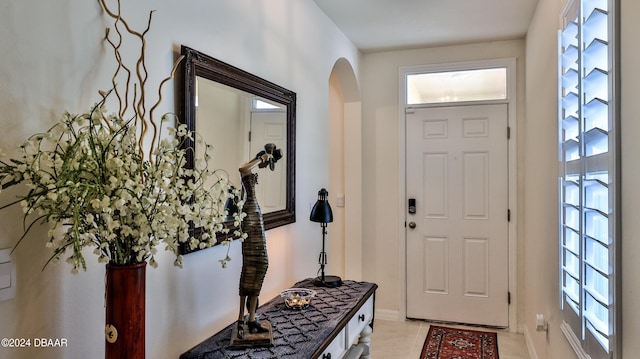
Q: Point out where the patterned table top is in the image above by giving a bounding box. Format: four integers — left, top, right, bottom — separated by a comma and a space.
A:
180, 279, 377, 359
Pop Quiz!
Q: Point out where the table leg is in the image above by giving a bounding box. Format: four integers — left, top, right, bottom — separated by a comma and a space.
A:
358, 324, 373, 359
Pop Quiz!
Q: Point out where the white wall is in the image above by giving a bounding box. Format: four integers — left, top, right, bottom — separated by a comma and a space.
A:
522, 0, 577, 356
359, 40, 526, 317
0, 1, 360, 358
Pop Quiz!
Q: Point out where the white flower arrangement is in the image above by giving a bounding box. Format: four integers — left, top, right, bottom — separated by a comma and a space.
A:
0, 93, 244, 273
0, 0, 246, 272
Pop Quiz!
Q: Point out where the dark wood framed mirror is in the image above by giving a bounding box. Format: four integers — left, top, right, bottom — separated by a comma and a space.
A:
179, 45, 296, 253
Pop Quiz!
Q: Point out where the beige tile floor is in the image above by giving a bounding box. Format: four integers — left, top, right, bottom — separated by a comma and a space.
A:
369, 319, 531, 359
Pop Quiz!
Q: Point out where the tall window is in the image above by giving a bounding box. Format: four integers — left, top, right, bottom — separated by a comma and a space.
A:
558, 0, 618, 358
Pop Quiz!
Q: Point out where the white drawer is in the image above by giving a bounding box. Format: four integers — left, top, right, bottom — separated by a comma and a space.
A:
346, 295, 374, 346
320, 327, 347, 359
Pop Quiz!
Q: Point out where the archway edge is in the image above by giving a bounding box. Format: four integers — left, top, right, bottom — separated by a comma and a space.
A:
331, 58, 360, 103
328, 57, 363, 281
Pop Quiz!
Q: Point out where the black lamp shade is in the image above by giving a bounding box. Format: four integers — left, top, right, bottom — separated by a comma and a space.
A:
310, 188, 333, 223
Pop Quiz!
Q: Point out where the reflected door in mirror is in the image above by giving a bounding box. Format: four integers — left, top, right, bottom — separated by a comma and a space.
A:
250, 111, 286, 212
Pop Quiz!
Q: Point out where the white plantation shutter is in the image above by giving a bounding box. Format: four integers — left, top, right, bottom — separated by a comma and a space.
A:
558, 0, 619, 358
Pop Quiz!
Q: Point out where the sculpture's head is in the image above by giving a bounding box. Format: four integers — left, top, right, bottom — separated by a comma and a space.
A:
257, 143, 283, 171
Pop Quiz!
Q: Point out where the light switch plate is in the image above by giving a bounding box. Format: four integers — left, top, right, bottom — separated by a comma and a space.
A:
0, 248, 16, 301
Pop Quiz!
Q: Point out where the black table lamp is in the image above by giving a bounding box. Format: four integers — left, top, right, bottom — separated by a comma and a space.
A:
310, 188, 342, 287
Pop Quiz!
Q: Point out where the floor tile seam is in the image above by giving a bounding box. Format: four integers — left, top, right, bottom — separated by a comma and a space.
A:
408, 322, 428, 358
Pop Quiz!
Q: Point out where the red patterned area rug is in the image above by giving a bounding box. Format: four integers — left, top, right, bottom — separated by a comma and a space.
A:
420, 325, 499, 359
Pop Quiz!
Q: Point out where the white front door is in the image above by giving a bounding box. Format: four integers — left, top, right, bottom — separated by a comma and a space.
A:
406, 104, 509, 327
249, 110, 287, 212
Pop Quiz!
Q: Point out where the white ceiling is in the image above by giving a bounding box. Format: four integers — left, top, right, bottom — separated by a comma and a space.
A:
313, 0, 540, 52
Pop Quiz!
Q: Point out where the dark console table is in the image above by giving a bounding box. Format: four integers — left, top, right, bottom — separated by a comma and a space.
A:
180, 279, 378, 359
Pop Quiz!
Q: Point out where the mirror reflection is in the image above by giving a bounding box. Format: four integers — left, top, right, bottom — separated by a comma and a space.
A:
196, 77, 287, 212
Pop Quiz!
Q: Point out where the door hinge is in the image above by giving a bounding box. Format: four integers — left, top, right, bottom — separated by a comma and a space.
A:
507, 209, 511, 222
248, 131, 252, 142
507, 126, 511, 139
508, 292, 511, 305
405, 108, 415, 114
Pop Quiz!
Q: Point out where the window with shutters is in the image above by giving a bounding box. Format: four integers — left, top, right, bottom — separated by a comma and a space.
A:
558, 0, 619, 358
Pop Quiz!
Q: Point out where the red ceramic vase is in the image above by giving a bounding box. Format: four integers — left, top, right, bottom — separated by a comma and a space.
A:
105, 262, 146, 359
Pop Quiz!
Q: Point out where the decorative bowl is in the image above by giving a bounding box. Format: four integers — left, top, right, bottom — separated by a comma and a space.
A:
280, 288, 317, 310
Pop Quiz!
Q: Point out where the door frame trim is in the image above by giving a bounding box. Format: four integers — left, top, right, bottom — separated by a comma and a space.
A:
397, 58, 518, 331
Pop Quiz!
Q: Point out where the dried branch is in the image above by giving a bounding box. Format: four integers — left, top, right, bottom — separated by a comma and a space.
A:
104, 28, 132, 119
148, 55, 185, 153
134, 11, 154, 158
99, 0, 145, 38
98, 0, 169, 161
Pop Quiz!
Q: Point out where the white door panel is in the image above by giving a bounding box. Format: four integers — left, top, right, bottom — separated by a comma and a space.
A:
406, 104, 509, 327
250, 111, 287, 212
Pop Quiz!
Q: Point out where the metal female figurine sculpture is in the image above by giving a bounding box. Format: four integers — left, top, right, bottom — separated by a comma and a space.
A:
232, 143, 282, 347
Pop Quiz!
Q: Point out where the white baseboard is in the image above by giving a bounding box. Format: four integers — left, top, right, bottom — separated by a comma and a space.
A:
523, 321, 591, 359
521, 324, 540, 359
375, 309, 403, 321
560, 321, 590, 359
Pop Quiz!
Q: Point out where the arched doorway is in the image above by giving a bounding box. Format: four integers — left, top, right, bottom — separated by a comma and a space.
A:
328, 58, 362, 280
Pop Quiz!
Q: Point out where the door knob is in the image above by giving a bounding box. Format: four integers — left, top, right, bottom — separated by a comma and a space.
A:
408, 221, 416, 229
